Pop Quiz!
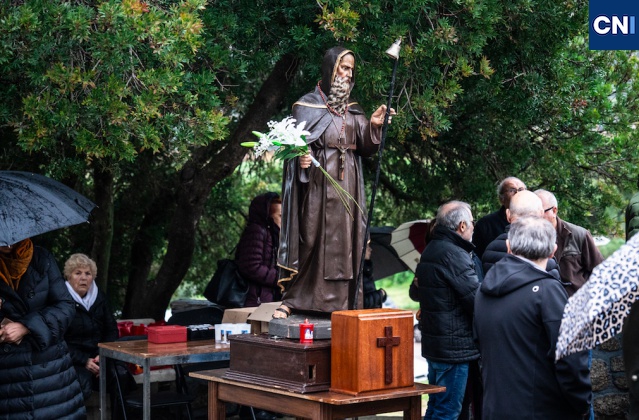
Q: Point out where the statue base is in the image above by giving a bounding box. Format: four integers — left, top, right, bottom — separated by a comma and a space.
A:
268, 314, 332, 339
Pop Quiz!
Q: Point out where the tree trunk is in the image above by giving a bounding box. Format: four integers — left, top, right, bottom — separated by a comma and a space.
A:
91, 164, 114, 294
123, 53, 299, 320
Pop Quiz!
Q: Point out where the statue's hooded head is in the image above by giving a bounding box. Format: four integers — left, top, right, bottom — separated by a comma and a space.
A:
319, 46, 355, 96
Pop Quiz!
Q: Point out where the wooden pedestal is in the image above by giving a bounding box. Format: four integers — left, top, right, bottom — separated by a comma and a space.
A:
224, 334, 331, 393
330, 308, 414, 395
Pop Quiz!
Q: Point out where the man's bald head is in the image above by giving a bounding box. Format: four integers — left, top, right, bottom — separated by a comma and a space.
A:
497, 177, 527, 208
506, 190, 543, 223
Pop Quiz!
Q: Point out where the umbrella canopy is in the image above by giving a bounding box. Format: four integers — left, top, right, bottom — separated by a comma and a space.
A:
390, 219, 433, 273
0, 171, 96, 246
368, 226, 410, 279
556, 234, 639, 361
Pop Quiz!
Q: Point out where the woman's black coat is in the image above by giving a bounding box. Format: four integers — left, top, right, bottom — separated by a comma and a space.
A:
0, 246, 85, 419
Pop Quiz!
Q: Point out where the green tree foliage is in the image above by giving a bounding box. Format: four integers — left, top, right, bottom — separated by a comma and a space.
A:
1, 0, 227, 166
0, 0, 637, 318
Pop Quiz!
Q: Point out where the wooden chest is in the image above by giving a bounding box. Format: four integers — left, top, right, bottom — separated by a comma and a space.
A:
224, 333, 331, 393
330, 309, 414, 395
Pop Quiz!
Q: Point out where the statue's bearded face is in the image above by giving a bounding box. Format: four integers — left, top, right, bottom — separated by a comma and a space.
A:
335, 54, 354, 82
327, 76, 351, 115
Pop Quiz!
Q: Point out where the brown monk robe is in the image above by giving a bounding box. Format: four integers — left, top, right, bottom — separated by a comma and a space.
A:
275, 46, 393, 317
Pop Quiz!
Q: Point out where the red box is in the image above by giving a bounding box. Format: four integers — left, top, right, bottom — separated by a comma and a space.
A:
147, 325, 187, 344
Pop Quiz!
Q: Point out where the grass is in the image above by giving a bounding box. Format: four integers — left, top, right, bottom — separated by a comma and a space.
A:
377, 271, 419, 310
598, 237, 625, 258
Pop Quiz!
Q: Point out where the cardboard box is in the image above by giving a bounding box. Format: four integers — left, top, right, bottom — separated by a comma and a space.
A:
147, 325, 187, 344
221, 307, 256, 324
247, 301, 281, 334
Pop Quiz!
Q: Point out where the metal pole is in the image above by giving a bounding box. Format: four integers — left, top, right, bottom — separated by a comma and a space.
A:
353, 40, 401, 309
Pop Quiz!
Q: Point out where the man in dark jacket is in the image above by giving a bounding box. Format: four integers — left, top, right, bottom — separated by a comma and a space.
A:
474, 217, 591, 420
473, 176, 526, 259
481, 190, 543, 273
535, 189, 603, 296
415, 201, 480, 419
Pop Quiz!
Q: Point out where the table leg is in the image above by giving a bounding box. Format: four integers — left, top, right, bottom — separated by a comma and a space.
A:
301, 402, 331, 420
99, 349, 107, 420
319, 404, 332, 419
209, 382, 226, 420
404, 395, 422, 420
142, 359, 151, 420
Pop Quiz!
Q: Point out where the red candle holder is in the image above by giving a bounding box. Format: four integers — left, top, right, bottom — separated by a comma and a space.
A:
299, 319, 314, 343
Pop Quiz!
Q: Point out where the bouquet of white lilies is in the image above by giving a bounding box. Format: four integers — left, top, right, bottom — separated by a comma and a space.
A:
242, 116, 362, 219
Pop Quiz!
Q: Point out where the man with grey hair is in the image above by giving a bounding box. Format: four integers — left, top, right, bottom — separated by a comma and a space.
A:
481, 190, 544, 273
415, 201, 480, 419
473, 176, 527, 259
474, 217, 592, 419
534, 189, 603, 296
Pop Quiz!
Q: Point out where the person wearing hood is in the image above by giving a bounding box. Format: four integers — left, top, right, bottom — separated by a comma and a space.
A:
235, 192, 282, 307
274, 46, 395, 318
474, 217, 591, 420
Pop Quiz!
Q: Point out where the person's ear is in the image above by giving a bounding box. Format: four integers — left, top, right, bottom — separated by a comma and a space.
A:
458, 221, 465, 233
506, 209, 512, 223
506, 239, 512, 254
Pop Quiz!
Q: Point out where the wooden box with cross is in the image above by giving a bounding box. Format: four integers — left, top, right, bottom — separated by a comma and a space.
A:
330, 308, 414, 395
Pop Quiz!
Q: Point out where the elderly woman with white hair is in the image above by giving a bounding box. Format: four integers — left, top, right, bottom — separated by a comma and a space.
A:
63, 253, 118, 400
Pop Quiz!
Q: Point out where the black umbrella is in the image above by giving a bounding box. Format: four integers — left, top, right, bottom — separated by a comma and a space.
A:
0, 171, 96, 246
368, 226, 410, 280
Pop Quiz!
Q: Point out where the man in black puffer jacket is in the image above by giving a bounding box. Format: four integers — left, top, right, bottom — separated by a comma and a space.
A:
482, 190, 561, 282
415, 201, 480, 420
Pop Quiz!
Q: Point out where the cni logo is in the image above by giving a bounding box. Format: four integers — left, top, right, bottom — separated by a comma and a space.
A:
589, 0, 639, 49
592, 15, 635, 35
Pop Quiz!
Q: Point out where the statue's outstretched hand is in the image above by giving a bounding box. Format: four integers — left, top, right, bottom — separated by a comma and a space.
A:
371, 105, 396, 128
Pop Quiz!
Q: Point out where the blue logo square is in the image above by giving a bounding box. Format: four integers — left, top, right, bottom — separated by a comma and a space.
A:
590, 0, 639, 50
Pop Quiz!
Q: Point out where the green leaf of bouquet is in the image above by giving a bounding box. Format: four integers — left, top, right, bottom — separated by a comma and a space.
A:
276, 150, 298, 160
241, 142, 257, 147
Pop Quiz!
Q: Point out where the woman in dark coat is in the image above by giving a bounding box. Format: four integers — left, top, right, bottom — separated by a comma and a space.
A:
235, 192, 282, 307
0, 239, 86, 419
63, 253, 119, 400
